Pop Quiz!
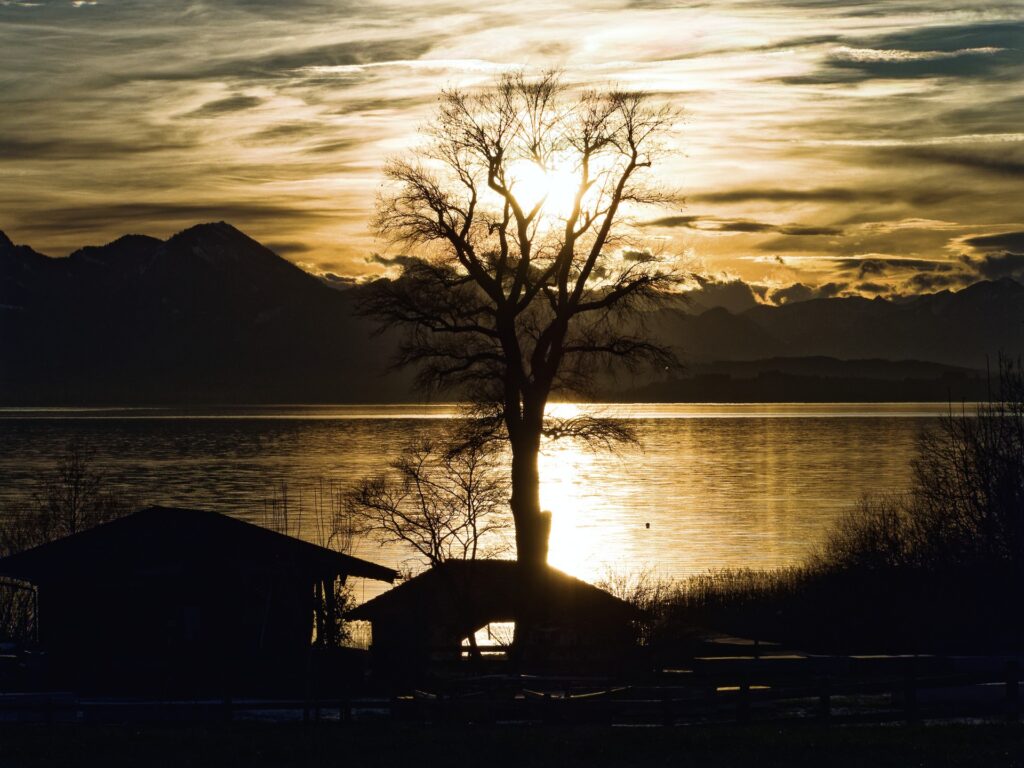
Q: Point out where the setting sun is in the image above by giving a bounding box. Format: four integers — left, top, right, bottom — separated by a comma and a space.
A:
506, 158, 582, 219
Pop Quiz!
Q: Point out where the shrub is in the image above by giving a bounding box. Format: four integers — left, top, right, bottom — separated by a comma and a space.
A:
648, 358, 1024, 655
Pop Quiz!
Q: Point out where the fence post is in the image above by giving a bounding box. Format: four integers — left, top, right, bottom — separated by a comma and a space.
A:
222, 690, 233, 723
903, 659, 918, 724
737, 680, 751, 724
1007, 660, 1020, 723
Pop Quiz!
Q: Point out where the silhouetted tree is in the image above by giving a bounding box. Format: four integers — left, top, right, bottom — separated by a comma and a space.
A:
365, 71, 680, 573
346, 435, 511, 660
345, 435, 510, 569
0, 439, 135, 558
0, 441, 136, 643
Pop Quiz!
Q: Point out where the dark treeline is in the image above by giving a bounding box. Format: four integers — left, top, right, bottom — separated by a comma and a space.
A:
621, 371, 988, 403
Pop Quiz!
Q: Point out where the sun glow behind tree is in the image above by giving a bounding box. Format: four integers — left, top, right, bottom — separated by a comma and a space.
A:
365, 71, 682, 573
502, 157, 598, 222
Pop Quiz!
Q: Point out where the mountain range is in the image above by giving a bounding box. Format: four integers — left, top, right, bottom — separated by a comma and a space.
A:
2, 223, 1021, 405
0, 223, 411, 404
653, 281, 1024, 370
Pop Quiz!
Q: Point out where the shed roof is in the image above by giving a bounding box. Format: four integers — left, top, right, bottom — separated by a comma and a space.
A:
0, 506, 396, 584
348, 559, 638, 628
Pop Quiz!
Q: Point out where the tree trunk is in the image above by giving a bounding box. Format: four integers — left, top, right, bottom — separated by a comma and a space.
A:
509, 433, 550, 571
509, 424, 551, 668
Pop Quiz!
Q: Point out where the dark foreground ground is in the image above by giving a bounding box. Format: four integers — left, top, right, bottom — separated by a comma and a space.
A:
0, 723, 1021, 768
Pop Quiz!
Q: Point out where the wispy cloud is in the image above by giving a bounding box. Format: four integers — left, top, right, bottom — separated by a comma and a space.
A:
830, 46, 1004, 63
805, 133, 1024, 147
963, 231, 1024, 252
0, 0, 1021, 289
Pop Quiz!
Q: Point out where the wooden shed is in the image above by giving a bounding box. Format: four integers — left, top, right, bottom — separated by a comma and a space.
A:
0, 506, 395, 693
349, 559, 641, 679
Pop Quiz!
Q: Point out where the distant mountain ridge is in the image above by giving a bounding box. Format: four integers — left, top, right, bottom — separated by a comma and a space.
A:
619, 357, 990, 403
1, 223, 1020, 404
0, 222, 414, 404
649, 278, 1024, 371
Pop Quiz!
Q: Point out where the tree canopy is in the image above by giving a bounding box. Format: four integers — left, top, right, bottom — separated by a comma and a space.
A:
365, 71, 682, 569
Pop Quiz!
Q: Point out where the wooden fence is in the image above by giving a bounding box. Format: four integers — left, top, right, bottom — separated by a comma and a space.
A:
391, 654, 1022, 726
0, 654, 1020, 726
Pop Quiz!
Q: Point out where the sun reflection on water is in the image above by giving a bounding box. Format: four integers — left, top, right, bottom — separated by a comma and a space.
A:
539, 438, 605, 581
0, 402, 944, 597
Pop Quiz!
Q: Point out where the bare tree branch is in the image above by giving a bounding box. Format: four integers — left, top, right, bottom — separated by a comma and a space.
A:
363, 71, 683, 566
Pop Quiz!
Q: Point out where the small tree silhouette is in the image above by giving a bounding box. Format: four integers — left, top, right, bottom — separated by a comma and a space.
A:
346, 434, 511, 660
0, 441, 137, 643
345, 434, 510, 569
0, 439, 135, 557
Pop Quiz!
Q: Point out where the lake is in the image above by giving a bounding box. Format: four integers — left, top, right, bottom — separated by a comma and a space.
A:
0, 403, 954, 593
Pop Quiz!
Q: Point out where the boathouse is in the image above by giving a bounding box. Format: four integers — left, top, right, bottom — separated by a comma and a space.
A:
0, 505, 395, 693
349, 559, 640, 678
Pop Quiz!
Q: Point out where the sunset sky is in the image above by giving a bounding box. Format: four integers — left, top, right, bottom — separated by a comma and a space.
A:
2, 0, 1022, 302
